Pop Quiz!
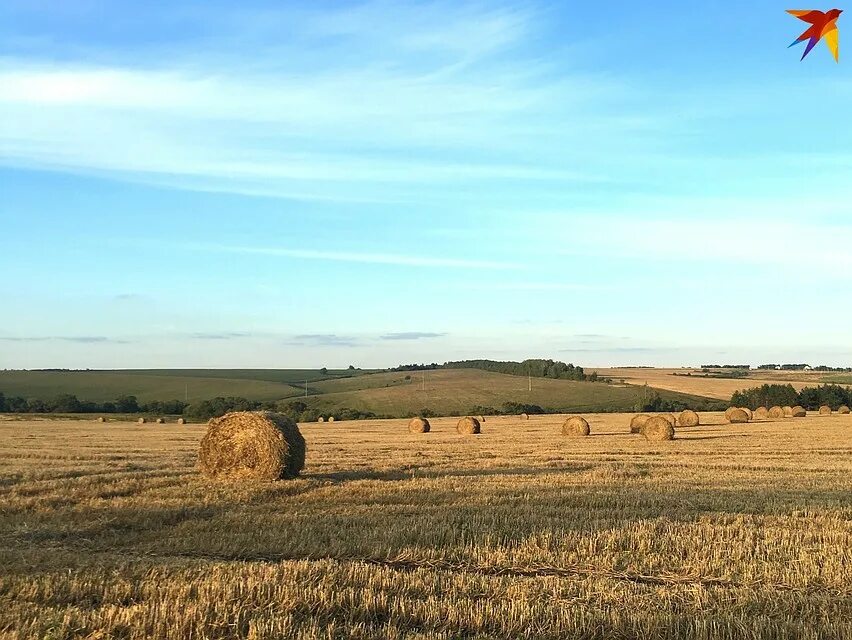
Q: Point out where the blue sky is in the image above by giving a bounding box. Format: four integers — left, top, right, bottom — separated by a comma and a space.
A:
1, 1, 851, 369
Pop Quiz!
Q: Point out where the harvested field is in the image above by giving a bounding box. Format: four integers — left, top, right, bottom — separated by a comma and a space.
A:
1, 413, 851, 639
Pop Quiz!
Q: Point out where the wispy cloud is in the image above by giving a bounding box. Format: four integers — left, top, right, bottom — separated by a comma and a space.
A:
0, 335, 130, 344
188, 243, 521, 270
191, 332, 254, 341
380, 332, 446, 341
290, 334, 360, 348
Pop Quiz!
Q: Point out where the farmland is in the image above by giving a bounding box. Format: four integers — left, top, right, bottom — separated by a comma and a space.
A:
1, 411, 850, 638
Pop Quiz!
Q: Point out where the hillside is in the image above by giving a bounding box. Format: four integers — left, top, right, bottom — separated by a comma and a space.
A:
299, 369, 719, 417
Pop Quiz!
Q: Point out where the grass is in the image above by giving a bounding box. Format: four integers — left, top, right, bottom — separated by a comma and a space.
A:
306, 369, 717, 416
1, 411, 850, 638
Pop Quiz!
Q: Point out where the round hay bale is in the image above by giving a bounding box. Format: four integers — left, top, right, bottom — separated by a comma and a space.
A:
643, 416, 674, 441
754, 407, 769, 419
156, 418, 165, 424
727, 408, 750, 424
519, 413, 529, 421
792, 406, 807, 418
629, 414, 650, 434
137, 417, 147, 424
768, 406, 784, 419
177, 418, 186, 425
199, 411, 305, 481
561, 416, 590, 437
408, 417, 431, 433
783, 406, 793, 418
477, 415, 486, 423
739, 407, 753, 420
328, 416, 335, 423
456, 416, 481, 435
97, 417, 106, 423
819, 405, 832, 415
662, 413, 677, 427
839, 405, 850, 415
678, 409, 700, 427
724, 407, 739, 421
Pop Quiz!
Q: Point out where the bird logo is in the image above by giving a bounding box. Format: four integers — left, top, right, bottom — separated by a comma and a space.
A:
787, 9, 842, 61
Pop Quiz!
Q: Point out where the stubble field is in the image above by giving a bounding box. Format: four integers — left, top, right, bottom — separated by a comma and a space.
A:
1, 412, 851, 639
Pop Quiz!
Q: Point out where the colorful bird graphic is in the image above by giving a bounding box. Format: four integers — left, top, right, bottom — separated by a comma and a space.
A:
787, 9, 842, 61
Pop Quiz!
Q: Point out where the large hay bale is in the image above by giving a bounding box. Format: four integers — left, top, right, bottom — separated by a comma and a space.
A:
456, 416, 481, 435
727, 408, 750, 424
662, 413, 677, 427
643, 416, 674, 441
739, 407, 753, 420
819, 405, 832, 416
768, 406, 784, 419
519, 413, 529, 421
724, 407, 739, 421
629, 414, 650, 434
792, 406, 807, 418
199, 411, 305, 481
754, 406, 769, 419
783, 406, 794, 418
137, 417, 147, 424
156, 418, 165, 424
408, 417, 431, 433
561, 416, 590, 437
678, 409, 700, 427
839, 405, 851, 415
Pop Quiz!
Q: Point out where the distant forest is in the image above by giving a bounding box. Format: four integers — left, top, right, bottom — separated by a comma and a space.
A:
731, 384, 852, 410
393, 359, 607, 382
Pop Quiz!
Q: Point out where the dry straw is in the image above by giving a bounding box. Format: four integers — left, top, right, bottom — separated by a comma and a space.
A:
727, 408, 750, 424
768, 406, 784, 419
137, 418, 147, 424
724, 407, 739, 421
754, 407, 769, 419
177, 418, 186, 425
519, 413, 529, 421
739, 408, 753, 420
643, 416, 674, 441
408, 417, 431, 433
198, 411, 305, 481
561, 416, 590, 437
663, 413, 677, 427
678, 409, 700, 427
792, 406, 807, 417
783, 406, 794, 418
839, 405, 851, 414
819, 405, 832, 415
477, 415, 486, 423
97, 417, 106, 423
456, 416, 481, 435
317, 417, 325, 423
156, 418, 165, 424
328, 417, 336, 423
629, 414, 650, 434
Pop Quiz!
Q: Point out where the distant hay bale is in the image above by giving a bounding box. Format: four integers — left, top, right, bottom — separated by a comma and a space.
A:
678, 409, 700, 427
328, 416, 335, 423
198, 411, 305, 481
724, 407, 739, 421
727, 408, 750, 424
317, 417, 325, 423
819, 405, 832, 415
643, 416, 674, 441
519, 413, 529, 421
739, 408, 753, 420
97, 417, 106, 423
177, 418, 186, 425
630, 414, 650, 434
839, 405, 851, 415
156, 418, 165, 424
456, 416, 481, 435
137, 417, 147, 424
408, 417, 431, 433
561, 416, 590, 437
768, 406, 784, 419
754, 407, 769, 419
792, 406, 807, 418
783, 406, 794, 418
662, 413, 677, 427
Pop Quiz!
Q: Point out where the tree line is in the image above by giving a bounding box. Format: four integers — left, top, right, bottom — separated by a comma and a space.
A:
0, 392, 187, 416
730, 384, 852, 410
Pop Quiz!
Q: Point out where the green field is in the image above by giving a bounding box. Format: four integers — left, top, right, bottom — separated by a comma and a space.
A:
0, 368, 720, 416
